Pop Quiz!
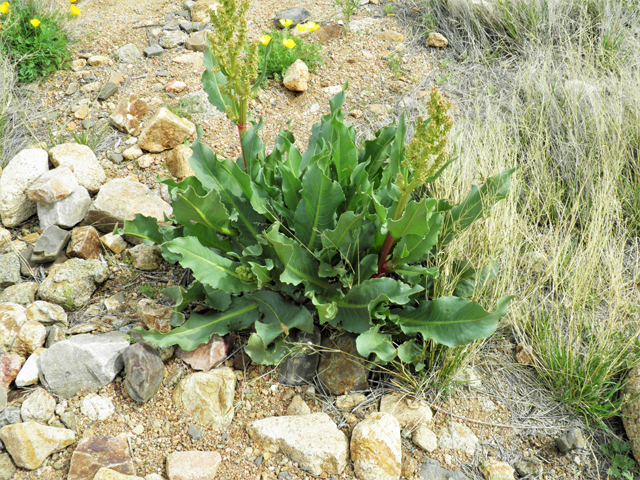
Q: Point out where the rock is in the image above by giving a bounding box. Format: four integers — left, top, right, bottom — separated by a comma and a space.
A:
376, 30, 404, 43
67, 226, 102, 260
166, 451, 221, 480
176, 334, 228, 371
285, 394, 311, 416
109, 95, 149, 136
108, 152, 124, 164
179, 21, 205, 32
350, 412, 401, 480
190, 0, 221, 23
137, 154, 154, 169
0, 282, 38, 305
0, 422, 75, 470
514, 458, 543, 477
12, 320, 46, 356
624, 367, 640, 461
25, 301, 67, 327
336, 393, 366, 411
172, 53, 205, 68
123, 343, 164, 403
453, 366, 482, 388
136, 299, 172, 333
186, 31, 208, 52
109, 72, 126, 85
67, 436, 135, 480
144, 45, 165, 57
247, 412, 348, 475
427, 32, 448, 48
515, 343, 534, 365
278, 326, 320, 386
49, 143, 106, 194
0, 407, 20, 428
0, 303, 27, 349
20, 387, 56, 424
419, 458, 470, 480
379, 392, 432, 428
80, 393, 116, 421
98, 83, 120, 101
74, 105, 90, 119
0, 254, 21, 289
85, 179, 173, 232
38, 331, 129, 398
481, 460, 515, 480
283, 59, 309, 92
166, 145, 195, 180
0, 453, 16, 480
113, 44, 141, 64
159, 30, 188, 49
0, 228, 11, 251
187, 424, 203, 440
37, 258, 108, 309
274, 7, 310, 29
66, 82, 79, 95
59, 411, 79, 432
100, 232, 128, 254
26, 166, 78, 203
30, 225, 71, 263
413, 424, 438, 452
138, 107, 196, 153
45, 325, 66, 347
15, 349, 44, 387
123, 145, 144, 160
88, 55, 112, 66
438, 422, 479, 456
368, 103, 390, 115
166, 81, 187, 93
312, 24, 344, 45
128, 244, 163, 270
81, 82, 102, 94
0, 148, 49, 227
95, 468, 144, 480
172, 368, 236, 428
317, 334, 368, 395
0, 353, 25, 388
37, 185, 91, 230
555, 427, 586, 453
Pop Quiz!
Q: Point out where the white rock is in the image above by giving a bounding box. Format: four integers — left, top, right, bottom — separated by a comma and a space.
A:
350, 412, 402, 480
283, 59, 309, 92
21, 387, 56, 424
413, 424, 438, 452
25, 301, 68, 327
26, 166, 78, 203
37, 185, 91, 230
49, 143, 106, 194
379, 392, 432, 428
80, 393, 116, 421
438, 421, 479, 456
15, 349, 44, 387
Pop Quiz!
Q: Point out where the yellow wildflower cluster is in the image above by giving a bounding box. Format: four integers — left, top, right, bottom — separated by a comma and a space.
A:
273, 18, 319, 48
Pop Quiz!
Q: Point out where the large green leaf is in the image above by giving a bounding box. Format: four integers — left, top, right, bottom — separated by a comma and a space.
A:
202, 47, 234, 115
136, 297, 259, 350
388, 114, 406, 181
203, 285, 232, 311
121, 214, 164, 245
330, 277, 423, 334
359, 125, 395, 184
244, 334, 289, 365
453, 261, 498, 298
249, 290, 313, 345
164, 237, 256, 294
293, 165, 345, 251
388, 198, 437, 239
395, 296, 513, 347
391, 213, 442, 266
279, 163, 302, 212
321, 212, 372, 265
161, 282, 206, 312
173, 186, 237, 237
356, 325, 397, 363
327, 117, 358, 183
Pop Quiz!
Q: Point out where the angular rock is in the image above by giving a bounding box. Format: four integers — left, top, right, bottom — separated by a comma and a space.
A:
138, 107, 196, 153
186, 31, 208, 52
180, 21, 205, 32
166, 81, 187, 93
555, 427, 586, 453
68, 436, 135, 480
37, 185, 91, 230
438, 421, 479, 456
26, 166, 78, 203
335, 393, 366, 411
379, 392, 432, 428
12, 320, 46, 356
514, 458, 543, 477
317, 334, 368, 394
0, 422, 75, 470
0, 407, 21, 428
88, 55, 112, 66
85, 179, 173, 232
419, 458, 470, 480
0, 453, 16, 480
176, 334, 228, 371
109, 95, 149, 136
0, 254, 21, 289
413, 424, 438, 452
66, 225, 102, 260
285, 394, 310, 416
98, 83, 120, 101
312, 24, 344, 45
113, 44, 142, 64
100, 232, 128, 254
0, 303, 27, 350
0, 353, 24, 388
49, 143, 106, 194
15, 349, 44, 387
59, 411, 79, 432
0, 228, 11, 251
144, 45, 165, 57
172, 368, 236, 428
283, 59, 309, 92
38, 331, 129, 398
166, 144, 195, 180
278, 326, 320, 386
172, 53, 204, 68
128, 244, 163, 270
247, 412, 348, 475
482, 460, 515, 480
190, 0, 221, 23
122, 145, 143, 161
37, 258, 108, 309
45, 324, 66, 347
0, 148, 49, 227
427, 32, 448, 48
123, 343, 164, 403
20, 387, 56, 424
350, 412, 401, 480
94, 468, 144, 480
159, 30, 188, 49
274, 7, 310, 29
0, 281, 38, 305
166, 451, 221, 480
376, 30, 404, 43
31, 225, 71, 263
81, 393, 116, 421
25, 301, 67, 327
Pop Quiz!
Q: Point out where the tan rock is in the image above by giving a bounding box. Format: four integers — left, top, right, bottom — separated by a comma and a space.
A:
336, 393, 366, 411
109, 95, 149, 136
88, 55, 113, 67
25, 166, 78, 203
122, 145, 144, 161
137, 299, 172, 334
438, 421, 478, 456
515, 343, 534, 365
177, 334, 228, 371
70, 59, 86, 71
379, 392, 432, 428
94, 468, 144, 480
376, 30, 404, 43
312, 24, 344, 45
108, 72, 126, 85
12, 320, 46, 357
283, 59, 309, 92
413, 424, 437, 452
286, 394, 311, 416
0, 422, 75, 470
482, 460, 515, 480
67, 226, 102, 260
166, 145, 195, 180
172, 53, 205, 69
138, 107, 196, 153
191, 0, 221, 23
67, 436, 135, 480
624, 367, 640, 462
350, 412, 401, 480
166, 81, 187, 93
49, 143, 106, 194
99, 233, 128, 254
166, 451, 222, 480
427, 32, 448, 48
137, 154, 154, 169
186, 31, 208, 52
74, 105, 89, 120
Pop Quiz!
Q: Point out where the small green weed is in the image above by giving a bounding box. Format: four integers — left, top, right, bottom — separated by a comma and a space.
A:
70, 123, 110, 150
387, 52, 405, 78
140, 282, 158, 299
334, 0, 359, 32
62, 286, 75, 311
384, 4, 393, 15
164, 96, 204, 122
601, 440, 638, 479
258, 29, 322, 78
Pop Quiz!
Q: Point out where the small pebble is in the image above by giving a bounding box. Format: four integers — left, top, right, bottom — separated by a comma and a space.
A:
187, 424, 203, 440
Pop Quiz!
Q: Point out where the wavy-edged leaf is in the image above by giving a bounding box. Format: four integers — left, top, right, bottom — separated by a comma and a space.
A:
395, 296, 513, 347
244, 334, 289, 365
359, 125, 395, 184
356, 325, 397, 363
160, 175, 207, 198
391, 213, 442, 266
249, 261, 272, 289
453, 261, 498, 298
392, 265, 439, 285
121, 214, 164, 245
203, 285, 232, 311
202, 47, 234, 114
328, 117, 358, 182
136, 297, 259, 350
388, 198, 437, 239
173, 186, 237, 237
397, 339, 423, 365
279, 163, 302, 212
161, 282, 206, 312
250, 290, 313, 346
321, 212, 371, 265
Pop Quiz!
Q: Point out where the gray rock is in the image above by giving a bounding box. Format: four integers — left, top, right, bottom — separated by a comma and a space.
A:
556, 427, 586, 453
514, 458, 543, 477
0, 452, 16, 480
0, 282, 38, 305
144, 45, 164, 57
37, 185, 91, 230
187, 424, 203, 440
108, 153, 124, 164
21, 387, 56, 424
37, 331, 130, 398
127, 244, 163, 271
98, 82, 119, 101
274, 7, 310, 29
0, 422, 75, 470
45, 325, 66, 347
0, 254, 23, 289
186, 31, 208, 52
123, 343, 164, 403
25, 301, 68, 327
0, 148, 49, 227
59, 411, 79, 432
31, 225, 71, 263
26, 166, 78, 203
113, 43, 142, 64
37, 258, 108, 309
0, 407, 21, 428
437, 421, 479, 456
163, 18, 181, 31
49, 143, 106, 194
317, 334, 368, 395
419, 458, 470, 480
278, 326, 320, 386
180, 21, 204, 32
158, 30, 187, 49
350, 412, 401, 480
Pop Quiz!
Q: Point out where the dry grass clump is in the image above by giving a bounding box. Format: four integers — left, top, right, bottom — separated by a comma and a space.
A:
0, 53, 16, 167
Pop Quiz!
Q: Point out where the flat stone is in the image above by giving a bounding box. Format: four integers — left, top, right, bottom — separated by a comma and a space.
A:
26, 166, 78, 203
438, 421, 479, 456
176, 334, 228, 371
350, 412, 401, 480
59, 411, 79, 432
67, 226, 102, 260
0, 148, 48, 227
481, 460, 515, 480
88, 55, 112, 67
166, 451, 221, 480
513, 458, 543, 477
144, 45, 165, 57
25, 301, 67, 327
31, 225, 71, 263
0, 281, 38, 305
273, 7, 310, 29
317, 334, 368, 395
166, 80, 187, 93
38, 331, 129, 398
67, 436, 135, 480
128, 244, 163, 270
37, 185, 92, 230
0, 254, 21, 289
49, 143, 106, 194
379, 392, 432, 428
100, 233, 128, 254
419, 458, 470, 480
311, 24, 344, 45
15, 349, 44, 387
247, 413, 348, 476
45, 325, 66, 347
37, 258, 108, 309
166, 145, 195, 180
172, 368, 236, 428
278, 326, 320, 386
123, 343, 164, 403
98, 82, 120, 101
285, 394, 310, 416
109, 95, 149, 136
113, 44, 142, 64
21, 387, 56, 424
159, 30, 188, 49
81, 393, 116, 421
0, 422, 75, 470
138, 107, 196, 153
413, 424, 438, 452
12, 320, 46, 356
179, 21, 204, 32
555, 427, 586, 453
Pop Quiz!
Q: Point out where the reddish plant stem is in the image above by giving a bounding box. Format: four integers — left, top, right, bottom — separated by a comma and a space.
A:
376, 232, 395, 277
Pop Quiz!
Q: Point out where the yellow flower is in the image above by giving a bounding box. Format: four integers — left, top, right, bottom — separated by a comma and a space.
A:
69, 0, 77, 2
296, 23, 306, 32
306, 21, 320, 32
0, 3, 9, 14
279, 18, 292, 27
70, 5, 80, 15
259, 34, 271, 45
30, 18, 41, 28
282, 38, 296, 49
